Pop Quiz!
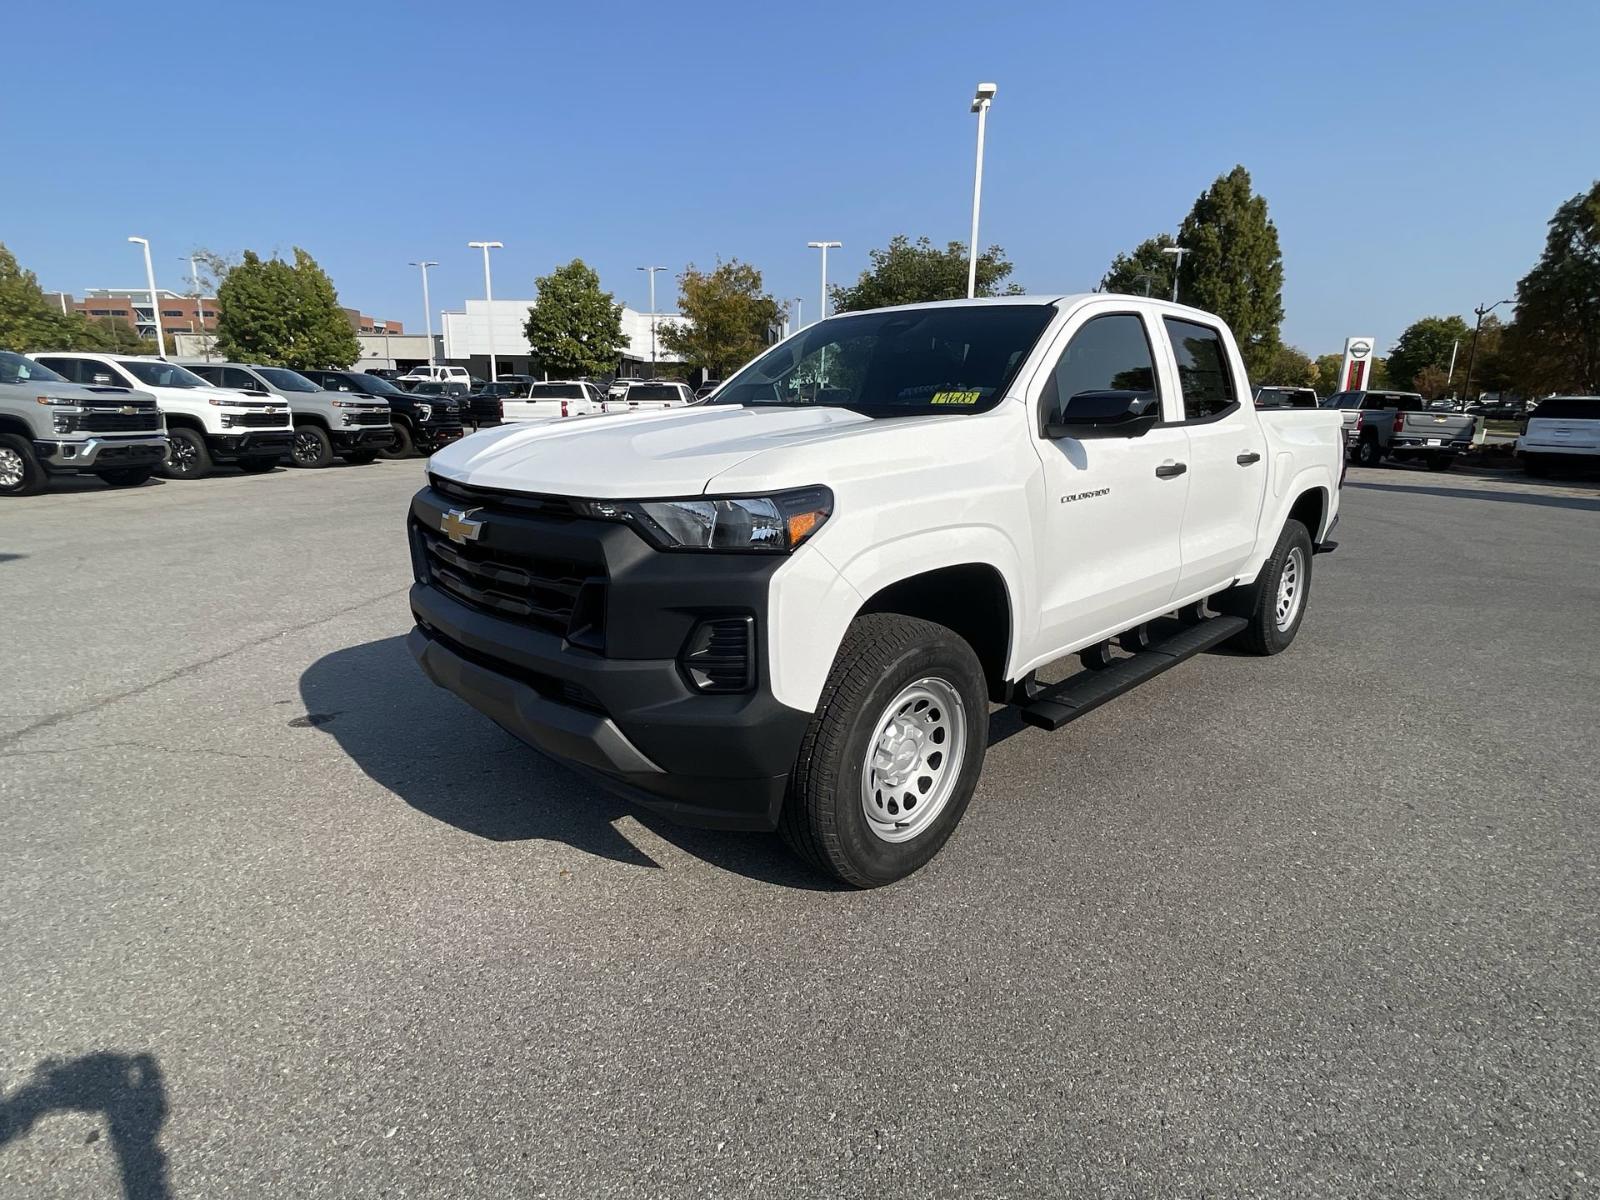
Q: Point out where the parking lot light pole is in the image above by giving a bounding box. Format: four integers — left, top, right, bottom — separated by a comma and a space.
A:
1462, 298, 1512, 404
410, 260, 439, 366
637, 265, 666, 377
1161, 245, 1189, 303
128, 236, 167, 359
807, 241, 841, 323
793, 296, 803, 330
467, 241, 503, 382
968, 82, 996, 299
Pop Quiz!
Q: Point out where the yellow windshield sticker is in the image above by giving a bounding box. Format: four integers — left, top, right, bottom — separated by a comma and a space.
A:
930, 391, 981, 406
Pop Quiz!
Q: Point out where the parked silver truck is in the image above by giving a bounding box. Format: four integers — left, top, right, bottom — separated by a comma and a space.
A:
186, 361, 395, 468
0, 351, 169, 496
1324, 389, 1476, 470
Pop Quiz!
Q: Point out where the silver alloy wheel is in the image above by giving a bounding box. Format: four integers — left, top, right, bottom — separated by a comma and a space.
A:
860, 676, 967, 844
0, 446, 24, 489
1275, 545, 1306, 632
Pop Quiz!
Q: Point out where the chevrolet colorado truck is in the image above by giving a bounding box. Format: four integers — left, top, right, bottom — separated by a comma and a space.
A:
0, 351, 169, 495
33, 352, 292, 479
406, 296, 1344, 885
1325, 389, 1476, 470
186, 362, 395, 467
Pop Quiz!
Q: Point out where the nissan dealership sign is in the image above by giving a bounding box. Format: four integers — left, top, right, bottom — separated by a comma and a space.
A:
1341, 336, 1375, 392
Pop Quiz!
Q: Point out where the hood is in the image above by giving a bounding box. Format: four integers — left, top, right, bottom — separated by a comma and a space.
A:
430, 404, 885, 497
25, 379, 158, 404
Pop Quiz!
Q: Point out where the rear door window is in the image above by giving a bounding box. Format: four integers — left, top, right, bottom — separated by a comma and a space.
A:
1162, 318, 1237, 421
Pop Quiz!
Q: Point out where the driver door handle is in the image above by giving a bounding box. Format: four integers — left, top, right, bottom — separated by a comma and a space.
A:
1155, 461, 1188, 479
1236, 451, 1262, 465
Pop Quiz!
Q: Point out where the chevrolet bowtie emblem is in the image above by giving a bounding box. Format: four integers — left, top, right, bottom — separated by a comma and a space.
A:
441, 507, 484, 545
120, 405, 138, 415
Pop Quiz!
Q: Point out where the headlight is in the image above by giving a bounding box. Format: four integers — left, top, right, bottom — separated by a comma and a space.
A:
574, 486, 832, 553
35, 395, 83, 408
415, 404, 432, 422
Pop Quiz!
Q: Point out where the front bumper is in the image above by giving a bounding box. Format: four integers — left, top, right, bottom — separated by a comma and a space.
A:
33, 435, 169, 472
405, 484, 812, 830
206, 430, 293, 459
415, 422, 465, 452
331, 426, 398, 451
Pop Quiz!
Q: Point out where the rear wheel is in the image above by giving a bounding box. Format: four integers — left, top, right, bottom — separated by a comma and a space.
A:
1218, 520, 1313, 656
289, 424, 334, 468
97, 466, 155, 488
160, 427, 212, 480
379, 422, 415, 460
780, 614, 987, 888
0, 434, 46, 496
1356, 437, 1382, 467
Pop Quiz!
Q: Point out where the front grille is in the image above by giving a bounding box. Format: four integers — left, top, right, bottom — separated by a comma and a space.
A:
231, 411, 290, 428
80, 410, 161, 433
349, 410, 392, 427
428, 474, 578, 519
416, 520, 606, 647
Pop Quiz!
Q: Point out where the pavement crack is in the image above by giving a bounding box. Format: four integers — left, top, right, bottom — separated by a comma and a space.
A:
0, 585, 410, 752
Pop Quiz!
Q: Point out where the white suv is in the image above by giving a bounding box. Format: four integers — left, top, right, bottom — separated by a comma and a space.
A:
1520, 396, 1600, 476
605, 380, 694, 412
33, 353, 292, 479
502, 381, 606, 422
400, 365, 472, 389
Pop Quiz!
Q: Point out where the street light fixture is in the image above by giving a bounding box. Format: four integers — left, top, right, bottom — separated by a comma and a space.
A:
637, 265, 667, 377
467, 241, 503, 382
1461, 298, 1513, 404
793, 296, 804, 331
127, 236, 167, 359
967, 81, 997, 299
409, 261, 439, 366
807, 241, 841, 324
1160, 245, 1189, 303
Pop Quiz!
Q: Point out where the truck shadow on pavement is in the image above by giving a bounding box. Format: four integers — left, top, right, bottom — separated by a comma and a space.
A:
299, 637, 846, 891
0, 1052, 171, 1200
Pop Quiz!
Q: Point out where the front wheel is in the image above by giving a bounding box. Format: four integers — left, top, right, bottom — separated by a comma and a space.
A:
379, 422, 415, 460
289, 424, 334, 468
160, 427, 212, 480
1218, 520, 1313, 656
780, 614, 988, 888
0, 434, 46, 497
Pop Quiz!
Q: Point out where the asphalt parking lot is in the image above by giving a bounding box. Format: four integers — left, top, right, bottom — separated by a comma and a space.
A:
3, 459, 1598, 1198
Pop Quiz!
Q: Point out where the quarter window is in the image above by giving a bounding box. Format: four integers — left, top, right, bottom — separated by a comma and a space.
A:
1163, 318, 1236, 420
1039, 314, 1159, 426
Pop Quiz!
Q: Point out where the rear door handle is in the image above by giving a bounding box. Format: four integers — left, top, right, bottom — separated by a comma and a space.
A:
1155, 461, 1188, 479
1236, 451, 1262, 465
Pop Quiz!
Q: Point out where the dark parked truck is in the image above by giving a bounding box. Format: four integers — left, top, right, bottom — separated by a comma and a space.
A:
405, 295, 1343, 886
299, 369, 465, 459
1325, 389, 1476, 470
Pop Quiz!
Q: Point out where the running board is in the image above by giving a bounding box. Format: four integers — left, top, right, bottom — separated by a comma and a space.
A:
1019, 614, 1248, 732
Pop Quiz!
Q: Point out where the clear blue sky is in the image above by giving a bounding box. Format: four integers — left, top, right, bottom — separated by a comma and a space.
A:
5, 0, 1594, 358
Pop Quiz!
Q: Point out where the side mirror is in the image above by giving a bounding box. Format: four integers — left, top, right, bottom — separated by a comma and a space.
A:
1044, 390, 1161, 439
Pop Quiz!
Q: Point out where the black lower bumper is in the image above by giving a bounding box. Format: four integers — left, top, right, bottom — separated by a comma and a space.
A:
332, 427, 398, 451
416, 424, 465, 452
207, 430, 293, 460
408, 582, 810, 831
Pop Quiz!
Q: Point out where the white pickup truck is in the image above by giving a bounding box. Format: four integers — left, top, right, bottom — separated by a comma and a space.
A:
406, 296, 1344, 885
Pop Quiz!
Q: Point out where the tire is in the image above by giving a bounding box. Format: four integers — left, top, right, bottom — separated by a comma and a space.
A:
379, 422, 415, 460
1426, 454, 1455, 472
1218, 520, 1313, 656
289, 424, 334, 469
160, 426, 212, 480
341, 449, 379, 465
97, 466, 155, 488
1356, 437, 1382, 467
0, 433, 46, 497
780, 614, 988, 888
237, 456, 279, 474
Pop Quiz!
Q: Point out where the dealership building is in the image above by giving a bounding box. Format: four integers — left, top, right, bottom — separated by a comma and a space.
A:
440, 300, 686, 379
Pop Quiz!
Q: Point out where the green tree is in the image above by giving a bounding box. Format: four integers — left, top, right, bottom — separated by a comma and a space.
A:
831, 235, 1022, 312
660, 259, 782, 378
215, 248, 359, 369
1256, 343, 1316, 387
1176, 166, 1285, 379
1500, 181, 1600, 394
523, 259, 628, 378
1100, 233, 1178, 298
0, 243, 77, 351
1313, 353, 1344, 395
1385, 315, 1471, 390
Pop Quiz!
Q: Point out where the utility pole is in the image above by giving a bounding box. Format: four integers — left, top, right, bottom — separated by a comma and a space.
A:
410, 261, 439, 366
637, 265, 666, 378
807, 241, 841, 323
967, 82, 997, 298
1161, 245, 1190, 303
1462, 299, 1512, 404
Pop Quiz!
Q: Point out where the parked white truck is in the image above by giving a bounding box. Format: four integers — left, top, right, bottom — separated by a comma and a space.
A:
405, 296, 1345, 885
0, 351, 169, 496
32, 353, 292, 479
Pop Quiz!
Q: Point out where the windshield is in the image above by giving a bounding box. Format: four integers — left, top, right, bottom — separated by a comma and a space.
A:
711, 304, 1056, 415
256, 367, 322, 393
119, 360, 208, 388
0, 351, 67, 384
358, 375, 404, 395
